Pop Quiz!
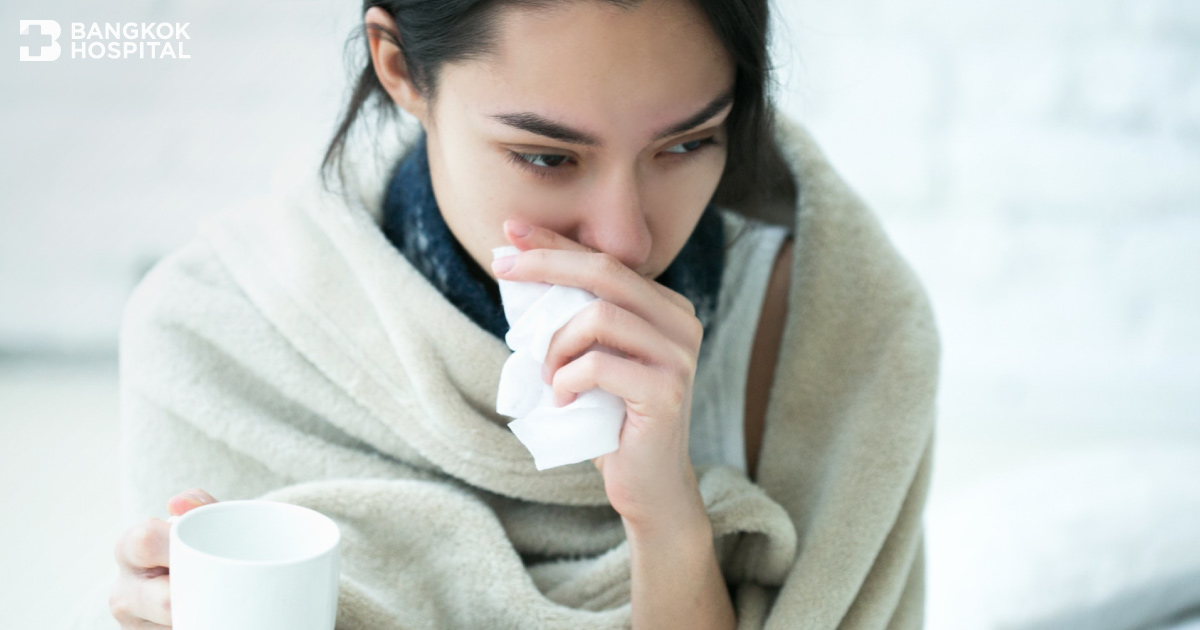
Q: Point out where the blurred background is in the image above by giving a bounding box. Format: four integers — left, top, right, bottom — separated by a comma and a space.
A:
2, 0, 1198, 628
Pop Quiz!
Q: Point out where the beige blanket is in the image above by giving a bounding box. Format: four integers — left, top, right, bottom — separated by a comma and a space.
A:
75, 109, 939, 629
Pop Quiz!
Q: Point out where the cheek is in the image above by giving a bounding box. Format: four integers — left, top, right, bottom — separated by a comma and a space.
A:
634, 162, 722, 271
472, 162, 582, 235
468, 168, 575, 239
439, 133, 552, 216
648, 181, 710, 255
425, 141, 520, 266
645, 152, 727, 216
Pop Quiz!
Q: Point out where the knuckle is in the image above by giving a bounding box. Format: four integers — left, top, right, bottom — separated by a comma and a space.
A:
686, 316, 704, 347
156, 582, 173, 617
661, 367, 689, 408
662, 336, 694, 374
583, 349, 607, 375
675, 343, 697, 375
660, 285, 694, 316
108, 584, 132, 620
548, 359, 566, 388
542, 326, 559, 359
590, 299, 619, 326
665, 380, 687, 407
128, 523, 154, 559
680, 294, 697, 317
681, 361, 698, 391
125, 520, 161, 566
593, 251, 621, 276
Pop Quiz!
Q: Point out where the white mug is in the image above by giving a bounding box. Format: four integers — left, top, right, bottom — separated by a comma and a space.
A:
168, 499, 341, 630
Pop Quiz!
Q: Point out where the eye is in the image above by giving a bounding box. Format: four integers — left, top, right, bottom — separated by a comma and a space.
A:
503, 135, 720, 181
662, 137, 718, 155
513, 152, 570, 168
505, 151, 575, 180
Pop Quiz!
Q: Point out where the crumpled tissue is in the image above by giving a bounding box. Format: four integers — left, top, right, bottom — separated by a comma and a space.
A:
492, 245, 627, 470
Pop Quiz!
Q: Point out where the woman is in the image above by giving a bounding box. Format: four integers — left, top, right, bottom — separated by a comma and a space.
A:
98, 0, 939, 628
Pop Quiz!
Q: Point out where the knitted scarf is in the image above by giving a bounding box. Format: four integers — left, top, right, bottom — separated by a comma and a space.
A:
380, 130, 725, 341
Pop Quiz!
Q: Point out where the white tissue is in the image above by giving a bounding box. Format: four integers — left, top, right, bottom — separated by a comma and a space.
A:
492, 245, 627, 470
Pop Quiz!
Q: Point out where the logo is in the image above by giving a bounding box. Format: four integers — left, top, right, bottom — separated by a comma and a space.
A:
19, 20, 61, 61
18, 20, 191, 61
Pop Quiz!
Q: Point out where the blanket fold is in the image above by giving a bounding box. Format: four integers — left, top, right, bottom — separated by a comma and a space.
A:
78, 107, 939, 630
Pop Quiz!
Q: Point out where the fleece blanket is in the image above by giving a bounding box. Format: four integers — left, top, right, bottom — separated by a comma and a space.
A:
75, 108, 939, 629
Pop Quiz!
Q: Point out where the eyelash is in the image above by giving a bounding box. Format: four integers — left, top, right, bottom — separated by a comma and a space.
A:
504, 136, 720, 181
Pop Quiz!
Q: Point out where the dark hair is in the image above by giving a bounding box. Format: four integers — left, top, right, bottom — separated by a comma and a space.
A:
321, 0, 798, 229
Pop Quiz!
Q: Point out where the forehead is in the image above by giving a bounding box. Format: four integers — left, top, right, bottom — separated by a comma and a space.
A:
439, 0, 735, 141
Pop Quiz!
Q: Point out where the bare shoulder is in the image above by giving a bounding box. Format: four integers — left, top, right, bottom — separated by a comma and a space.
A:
743, 234, 794, 482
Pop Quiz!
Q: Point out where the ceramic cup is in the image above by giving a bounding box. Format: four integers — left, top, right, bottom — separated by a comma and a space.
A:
168, 499, 341, 630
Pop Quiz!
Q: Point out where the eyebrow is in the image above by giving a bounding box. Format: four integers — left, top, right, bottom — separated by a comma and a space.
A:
489, 87, 734, 148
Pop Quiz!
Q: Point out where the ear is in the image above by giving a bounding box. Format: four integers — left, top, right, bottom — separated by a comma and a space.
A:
365, 7, 428, 123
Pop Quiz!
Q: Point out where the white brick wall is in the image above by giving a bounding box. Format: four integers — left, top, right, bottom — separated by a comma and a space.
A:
774, 0, 1200, 219
772, 0, 1200, 441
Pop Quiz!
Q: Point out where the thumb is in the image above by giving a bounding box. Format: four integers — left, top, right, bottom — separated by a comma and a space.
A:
167, 488, 218, 517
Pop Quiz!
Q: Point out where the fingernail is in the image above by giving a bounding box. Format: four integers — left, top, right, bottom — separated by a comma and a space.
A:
183, 490, 210, 505
507, 220, 531, 237
491, 256, 515, 274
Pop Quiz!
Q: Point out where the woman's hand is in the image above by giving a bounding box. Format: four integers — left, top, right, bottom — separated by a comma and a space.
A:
109, 488, 218, 628
492, 219, 709, 537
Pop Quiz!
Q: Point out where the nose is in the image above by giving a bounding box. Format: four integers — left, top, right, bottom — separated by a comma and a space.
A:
574, 166, 652, 274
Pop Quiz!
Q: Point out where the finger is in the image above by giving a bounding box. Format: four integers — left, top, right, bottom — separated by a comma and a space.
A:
551, 349, 687, 421
503, 219, 596, 253
115, 518, 171, 570
645, 280, 697, 317
500, 219, 696, 314
138, 574, 173, 627
109, 571, 172, 627
495, 248, 699, 339
542, 300, 693, 382
167, 487, 217, 517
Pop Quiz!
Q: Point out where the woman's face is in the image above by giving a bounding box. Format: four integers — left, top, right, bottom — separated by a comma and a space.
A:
368, 0, 735, 281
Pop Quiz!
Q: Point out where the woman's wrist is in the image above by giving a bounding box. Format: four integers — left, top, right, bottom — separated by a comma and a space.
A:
621, 495, 712, 547
616, 459, 710, 537
624, 504, 734, 630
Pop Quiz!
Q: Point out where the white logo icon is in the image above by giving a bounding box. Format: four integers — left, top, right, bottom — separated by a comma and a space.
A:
19, 20, 61, 61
